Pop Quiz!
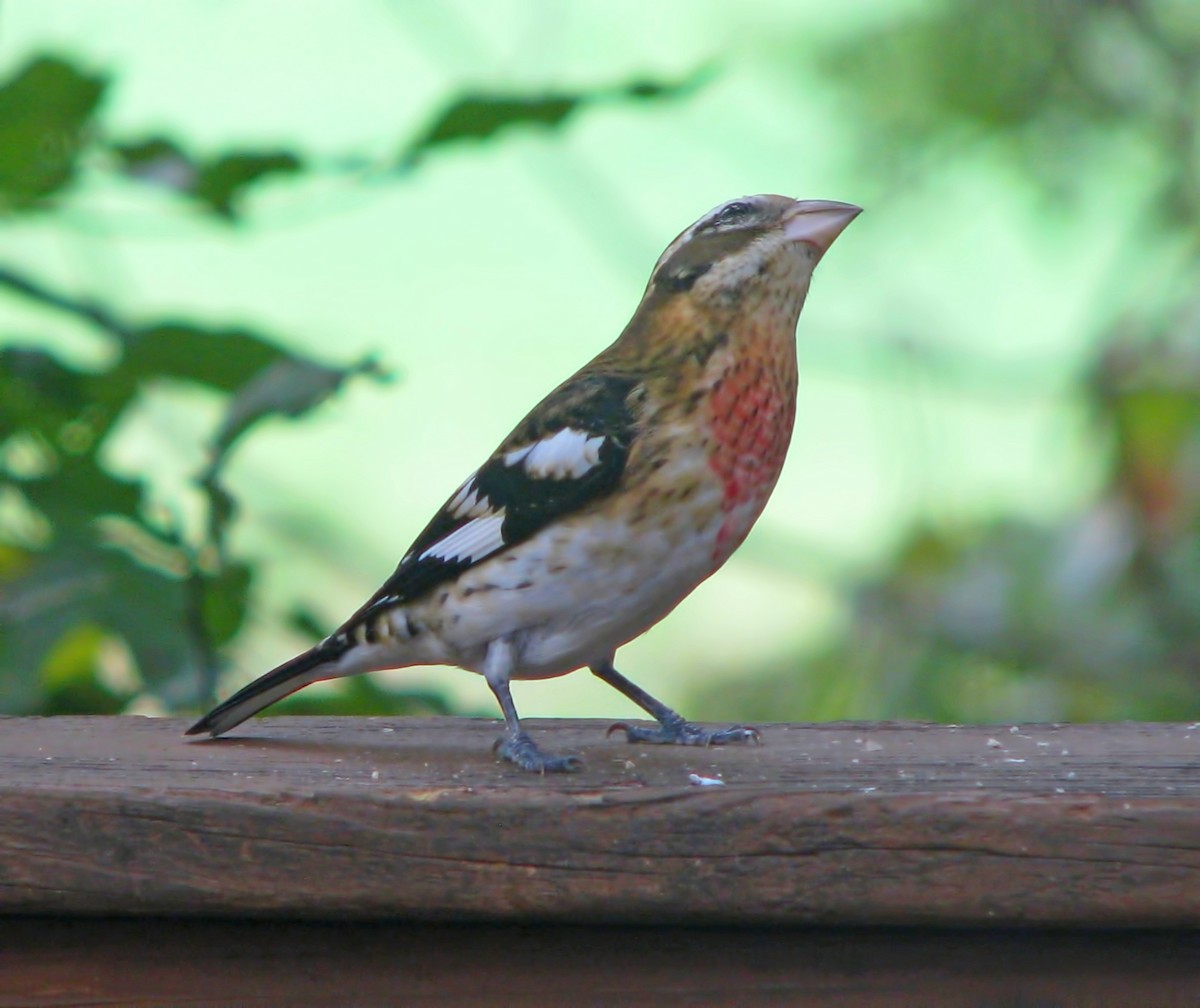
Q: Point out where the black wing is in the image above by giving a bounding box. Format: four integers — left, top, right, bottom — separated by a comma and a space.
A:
341, 371, 642, 631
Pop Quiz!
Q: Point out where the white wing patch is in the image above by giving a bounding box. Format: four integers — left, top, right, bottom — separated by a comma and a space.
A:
504, 428, 605, 480
447, 473, 493, 519
407, 428, 605, 568
418, 512, 507, 563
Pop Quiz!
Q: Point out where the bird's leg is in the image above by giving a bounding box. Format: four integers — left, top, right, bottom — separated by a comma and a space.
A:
591, 658, 760, 746
485, 639, 582, 773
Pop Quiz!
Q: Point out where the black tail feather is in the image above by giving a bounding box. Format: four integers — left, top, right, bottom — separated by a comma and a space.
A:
185, 639, 347, 738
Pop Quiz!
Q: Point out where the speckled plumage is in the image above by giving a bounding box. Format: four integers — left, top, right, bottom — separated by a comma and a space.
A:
188, 195, 860, 772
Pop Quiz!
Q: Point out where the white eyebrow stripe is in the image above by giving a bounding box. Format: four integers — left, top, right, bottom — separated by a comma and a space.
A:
505, 428, 605, 480
418, 512, 507, 563
650, 196, 761, 279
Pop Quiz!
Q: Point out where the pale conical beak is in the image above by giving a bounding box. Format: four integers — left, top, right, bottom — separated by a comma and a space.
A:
782, 199, 862, 255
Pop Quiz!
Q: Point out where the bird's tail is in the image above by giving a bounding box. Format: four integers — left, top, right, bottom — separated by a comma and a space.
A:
185, 640, 348, 738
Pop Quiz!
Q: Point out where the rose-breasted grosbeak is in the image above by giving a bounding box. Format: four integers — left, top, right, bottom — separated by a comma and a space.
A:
188, 195, 860, 772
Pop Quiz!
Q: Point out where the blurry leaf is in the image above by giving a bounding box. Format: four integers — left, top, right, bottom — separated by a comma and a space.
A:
121, 323, 286, 392
623, 73, 713, 100
200, 562, 252, 648
0, 265, 133, 344
0, 54, 107, 211
0, 295, 308, 430
0, 541, 189, 711
38, 622, 130, 714
208, 354, 390, 470
111, 136, 196, 191
0, 544, 33, 579
113, 137, 303, 220
60, 545, 189, 688
399, 69, 713, 168
193, 150, 303, 219
17, 454, 142, 540
0, 346, 92, 433
408, 94, 578, 156
0, 345, 130, 461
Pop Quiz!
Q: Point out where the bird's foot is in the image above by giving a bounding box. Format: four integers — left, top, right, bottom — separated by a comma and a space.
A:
606, 715, 761, 747
494, 732, 583, 773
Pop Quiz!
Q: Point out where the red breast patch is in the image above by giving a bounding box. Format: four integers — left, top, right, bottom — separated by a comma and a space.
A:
706, 357, 796, 561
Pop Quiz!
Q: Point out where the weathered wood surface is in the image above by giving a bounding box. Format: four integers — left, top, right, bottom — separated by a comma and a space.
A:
1, 716, 1198, 925
3, 919, 1198, 1008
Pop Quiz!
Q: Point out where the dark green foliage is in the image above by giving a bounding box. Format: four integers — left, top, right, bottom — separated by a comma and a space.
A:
113, 138, 304, 220
0, 277, 389, 712
398, 68, 713, 168
0, 48, 710, 717
0, 56, 106, 211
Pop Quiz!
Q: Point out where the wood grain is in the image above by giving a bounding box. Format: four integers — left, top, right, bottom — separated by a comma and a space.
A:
1, 716, 1198, 925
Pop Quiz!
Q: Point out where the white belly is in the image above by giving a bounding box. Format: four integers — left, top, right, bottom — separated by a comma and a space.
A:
416, 491, 727, 679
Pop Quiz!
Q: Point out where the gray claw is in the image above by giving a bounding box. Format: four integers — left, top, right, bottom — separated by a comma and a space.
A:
607, 719, 762, 747
494, 732, 583, 773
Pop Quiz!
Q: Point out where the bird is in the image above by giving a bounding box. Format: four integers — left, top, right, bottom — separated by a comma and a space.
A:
187, 194, 861, 772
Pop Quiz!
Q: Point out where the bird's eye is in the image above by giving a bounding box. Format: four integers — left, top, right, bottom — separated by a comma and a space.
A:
713, 201, 754, 225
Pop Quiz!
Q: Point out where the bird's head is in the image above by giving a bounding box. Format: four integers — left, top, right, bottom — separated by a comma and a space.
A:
644, 195, 861, 315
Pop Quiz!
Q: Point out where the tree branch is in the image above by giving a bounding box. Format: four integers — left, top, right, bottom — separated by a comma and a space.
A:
0, 265, 133, 343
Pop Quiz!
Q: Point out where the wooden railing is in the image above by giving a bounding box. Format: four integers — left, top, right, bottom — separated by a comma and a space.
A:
2, 715, 1198, 1005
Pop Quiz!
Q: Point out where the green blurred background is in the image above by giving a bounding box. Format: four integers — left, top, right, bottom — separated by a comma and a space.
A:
1, 0, 1197, 726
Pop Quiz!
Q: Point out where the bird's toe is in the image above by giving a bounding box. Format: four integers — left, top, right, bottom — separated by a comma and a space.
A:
494, 732, 583, 773
607, 719, 761, 747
